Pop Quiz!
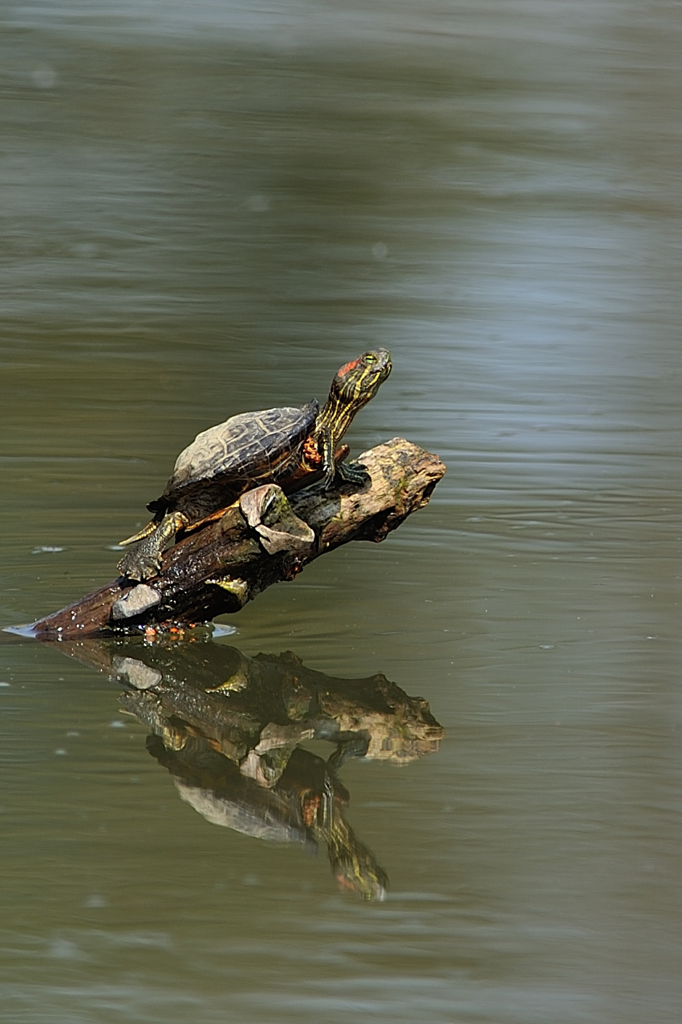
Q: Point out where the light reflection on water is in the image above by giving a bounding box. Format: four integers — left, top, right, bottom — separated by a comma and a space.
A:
1, 1, 682, 1022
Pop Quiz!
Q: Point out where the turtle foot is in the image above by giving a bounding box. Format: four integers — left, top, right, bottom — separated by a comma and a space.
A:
115, 511, 188, 582
117, 547, 163, 582
336, 460, 370, 487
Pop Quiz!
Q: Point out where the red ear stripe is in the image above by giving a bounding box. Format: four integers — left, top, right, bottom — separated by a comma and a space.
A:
336, 358, 361, 378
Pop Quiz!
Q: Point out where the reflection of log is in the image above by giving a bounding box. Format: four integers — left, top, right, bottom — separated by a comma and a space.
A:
61, 640, 446, 768
26, 438, 445, 640
52, 638, 445, 899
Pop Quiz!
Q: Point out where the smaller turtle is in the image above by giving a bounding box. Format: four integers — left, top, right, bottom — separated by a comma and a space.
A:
118, 349, 391, 581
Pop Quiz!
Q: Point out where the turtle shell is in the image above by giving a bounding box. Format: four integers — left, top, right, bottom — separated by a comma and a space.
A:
160, 399, 319, 502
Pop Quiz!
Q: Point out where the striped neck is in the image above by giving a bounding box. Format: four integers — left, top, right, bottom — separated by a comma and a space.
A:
314, 391, 369, 449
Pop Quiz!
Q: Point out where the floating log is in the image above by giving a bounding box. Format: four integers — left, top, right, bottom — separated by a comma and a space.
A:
22, 438, 445, 640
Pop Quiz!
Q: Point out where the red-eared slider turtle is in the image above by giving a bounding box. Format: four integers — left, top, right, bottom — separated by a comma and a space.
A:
117, 349, 391, 581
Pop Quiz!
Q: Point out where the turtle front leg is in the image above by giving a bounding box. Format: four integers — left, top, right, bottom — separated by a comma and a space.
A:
117, 511, 190, 582
319, 432, 369, 489
318, 425, 337, 489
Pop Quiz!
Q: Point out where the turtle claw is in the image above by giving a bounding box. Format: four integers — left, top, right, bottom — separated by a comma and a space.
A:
336, 460, 370, 487
117, 548, 162, 583
116, 511, 190, 582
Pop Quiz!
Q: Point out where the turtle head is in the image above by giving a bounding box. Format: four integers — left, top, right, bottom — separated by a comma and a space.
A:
314, 349, 392, 462
329, 349, 392, 409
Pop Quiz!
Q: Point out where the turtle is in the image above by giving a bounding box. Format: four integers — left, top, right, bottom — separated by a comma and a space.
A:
117, 348, 391, 581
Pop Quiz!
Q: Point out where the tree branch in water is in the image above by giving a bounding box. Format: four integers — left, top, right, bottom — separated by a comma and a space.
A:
22, 438, 445, 640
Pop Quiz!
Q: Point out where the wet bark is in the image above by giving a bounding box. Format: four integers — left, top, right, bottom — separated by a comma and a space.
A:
24, 438, 445, 640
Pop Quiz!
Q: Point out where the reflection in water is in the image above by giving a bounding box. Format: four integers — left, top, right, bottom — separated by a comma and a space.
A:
62, 638, 444, 899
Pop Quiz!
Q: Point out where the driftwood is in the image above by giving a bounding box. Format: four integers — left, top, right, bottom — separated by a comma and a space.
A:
23, 438, 445, 640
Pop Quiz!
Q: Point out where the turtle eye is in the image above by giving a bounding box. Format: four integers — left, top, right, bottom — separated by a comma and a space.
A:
364, 353, 377, 364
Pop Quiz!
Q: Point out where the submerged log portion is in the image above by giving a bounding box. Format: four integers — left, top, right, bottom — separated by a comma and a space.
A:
25, 438, 445, 640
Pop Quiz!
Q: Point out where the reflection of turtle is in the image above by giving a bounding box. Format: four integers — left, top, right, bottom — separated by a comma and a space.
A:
118, 349, 391, 581
66, 639, 445, 900
302, 769, 388, 901
139, 722, 388, 900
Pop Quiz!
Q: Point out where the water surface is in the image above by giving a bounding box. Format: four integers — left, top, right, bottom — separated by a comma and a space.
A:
1, 2, 681, 1022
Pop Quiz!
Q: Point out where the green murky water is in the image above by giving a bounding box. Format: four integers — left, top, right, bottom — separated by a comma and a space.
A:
2, 3, 681, 1022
